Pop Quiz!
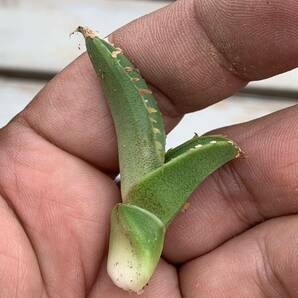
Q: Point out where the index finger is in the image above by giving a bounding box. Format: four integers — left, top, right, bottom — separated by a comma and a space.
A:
18, 0, 298, 172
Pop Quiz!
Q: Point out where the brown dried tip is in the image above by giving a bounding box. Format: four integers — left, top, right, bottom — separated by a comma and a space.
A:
111, 48, 123, 58
139, 89, 153, 96
125, 67, 134, 72
236, 147, 245, 159
75, 26, 98, 39
181, 202, 190, 213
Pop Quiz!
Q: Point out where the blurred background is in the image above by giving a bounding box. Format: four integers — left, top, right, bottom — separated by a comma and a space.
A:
0, 0, 297, 149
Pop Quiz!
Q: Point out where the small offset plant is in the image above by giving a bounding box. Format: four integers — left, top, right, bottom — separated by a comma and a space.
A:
77, 26, 241, 293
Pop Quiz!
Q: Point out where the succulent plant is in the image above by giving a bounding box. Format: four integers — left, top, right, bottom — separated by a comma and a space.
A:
77, 26, 241, 294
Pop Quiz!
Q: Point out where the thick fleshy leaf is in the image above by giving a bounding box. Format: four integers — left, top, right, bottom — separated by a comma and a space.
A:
78, 27, 165, 198
127, 138, 241, 225
165, 135, 234, 162
107, 204, 165, 293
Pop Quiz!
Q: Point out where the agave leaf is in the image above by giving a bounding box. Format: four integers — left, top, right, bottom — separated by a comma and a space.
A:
127, 138, 240, 225
78, 27, 165, 199
107, 204, 165, 293
165, 135, 235, 162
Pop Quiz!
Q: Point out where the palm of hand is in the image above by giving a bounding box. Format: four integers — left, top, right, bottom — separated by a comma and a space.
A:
0, 63, 178, 297
1, 1, 298, 297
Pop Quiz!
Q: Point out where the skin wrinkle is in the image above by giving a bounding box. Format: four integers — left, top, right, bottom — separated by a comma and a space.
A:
15, 243, 20, 298
0, 192, 47, 297
177, 1, 245, 107
214, 162, 264, 228
192, 0, 249, 82
225, 161, 266, 224
69, 229, 88, 297
257, 238, 292, 298
0, 154, 48, 297
1, 172, 51, 298
195, 0, 255, 80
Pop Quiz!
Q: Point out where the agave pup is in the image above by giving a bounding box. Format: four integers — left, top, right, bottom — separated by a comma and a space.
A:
77, 26, 241, 293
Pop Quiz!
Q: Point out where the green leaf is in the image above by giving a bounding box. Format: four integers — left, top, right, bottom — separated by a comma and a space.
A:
107, 204, 165, 293
127, 138, 240, 225
165, 135, 235, 162
78, 27, 165, 199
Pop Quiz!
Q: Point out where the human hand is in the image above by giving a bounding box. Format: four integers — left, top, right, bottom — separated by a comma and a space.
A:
0, 0, 297, 297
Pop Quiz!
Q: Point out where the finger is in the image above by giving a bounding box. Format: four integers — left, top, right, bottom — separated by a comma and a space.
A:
163, 104, 298, 262
0, 195, 44, 296
89, 259, 181, 298
18, 0, 298, 173
20, 56, 119, 173
180, 215, 298, 297
111, 0, 298, 112
19, 55, 180, 174
0, 122, 120, 295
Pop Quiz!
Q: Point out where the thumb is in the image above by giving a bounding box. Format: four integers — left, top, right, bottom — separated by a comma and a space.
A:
111, 0, 298, 113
